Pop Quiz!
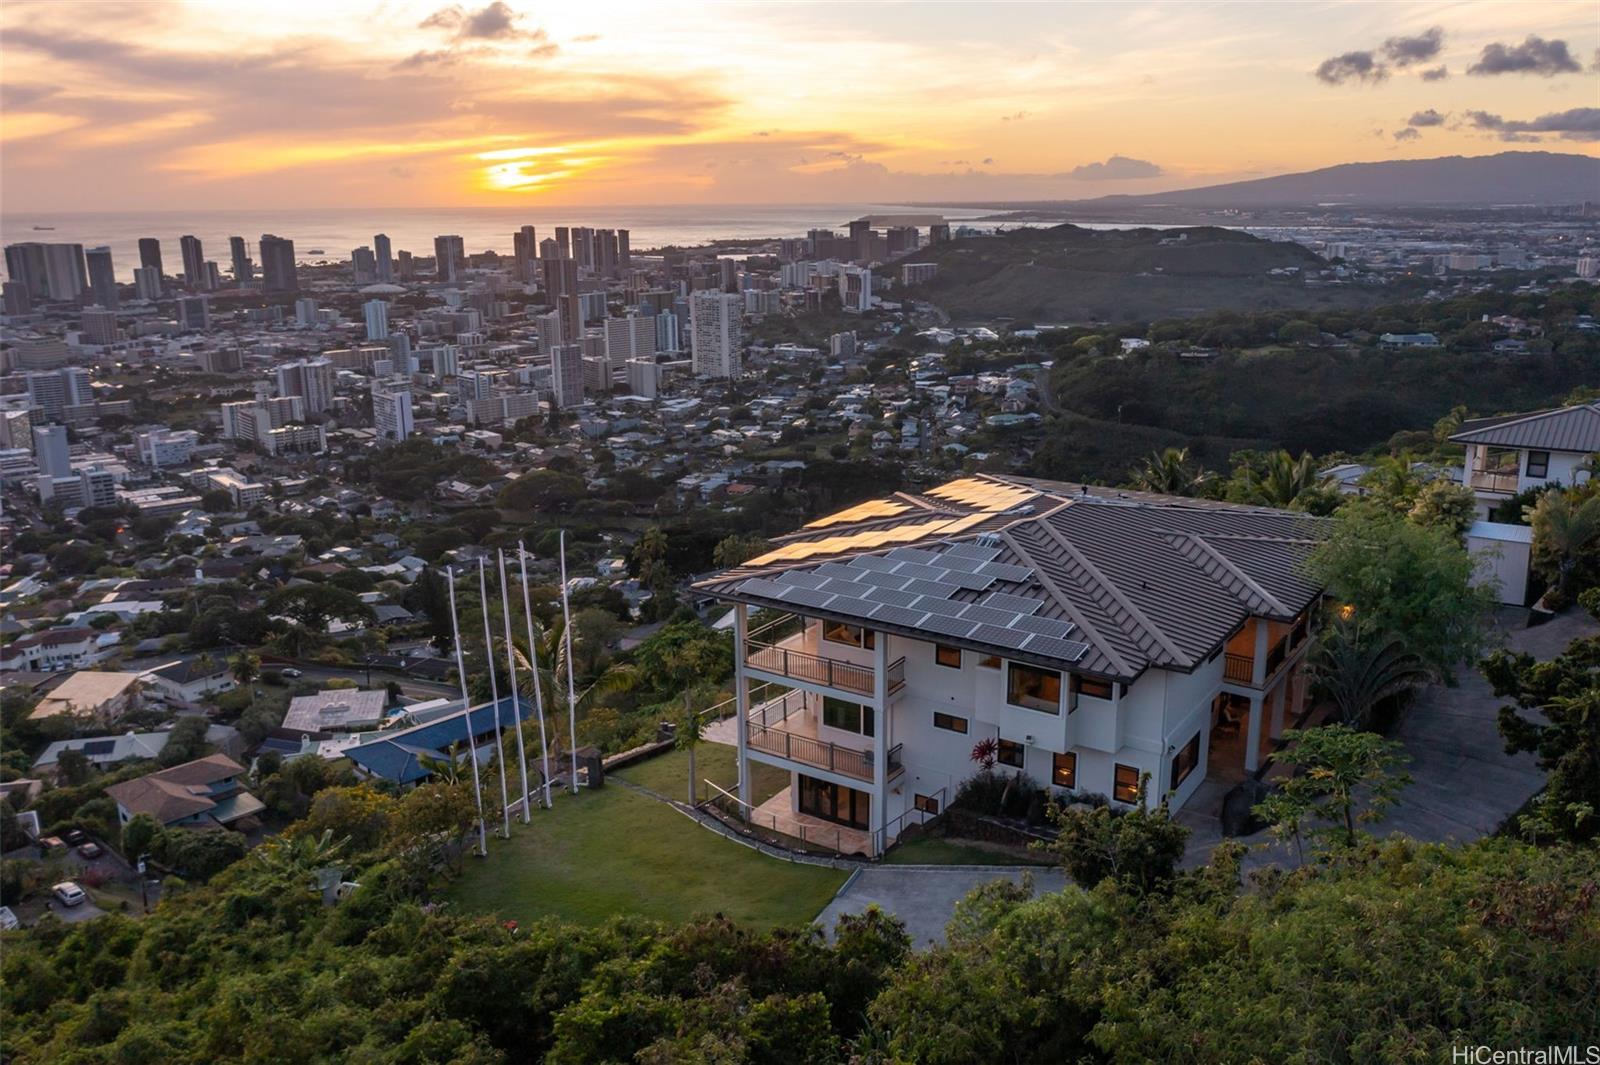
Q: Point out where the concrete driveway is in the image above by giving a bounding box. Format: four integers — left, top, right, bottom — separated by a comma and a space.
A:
815, 865, 1068, 948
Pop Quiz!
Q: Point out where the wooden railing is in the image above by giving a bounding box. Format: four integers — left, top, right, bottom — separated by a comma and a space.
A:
746, 720, 903, 783
1223, 653, 1254, 683
1468, 469, 1519, 493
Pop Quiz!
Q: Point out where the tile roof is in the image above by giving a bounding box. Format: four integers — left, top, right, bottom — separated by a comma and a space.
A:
104, 754, 247, 825
345, 696, 533, 784
695, 474, 1327, 683
1450, 403, 1600, 454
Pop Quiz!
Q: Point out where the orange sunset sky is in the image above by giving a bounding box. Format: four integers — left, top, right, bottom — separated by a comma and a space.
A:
1, 0, 1596, 210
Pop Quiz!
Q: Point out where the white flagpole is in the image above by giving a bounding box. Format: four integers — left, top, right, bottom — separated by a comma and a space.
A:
478, 557, 511, 838
518, 541, 554, 809
497, 548, 532, 824
559, 530, 580, 794
446, 566, 487, 858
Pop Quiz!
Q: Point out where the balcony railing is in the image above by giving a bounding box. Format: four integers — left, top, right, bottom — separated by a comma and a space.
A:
1223, 653, 1253, 683
1469, 469, 1519, 493
747, 722, 903, 783
744, 642, 905, 699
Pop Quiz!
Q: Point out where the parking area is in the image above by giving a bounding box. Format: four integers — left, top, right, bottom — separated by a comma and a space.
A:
815, 865, 1068, 948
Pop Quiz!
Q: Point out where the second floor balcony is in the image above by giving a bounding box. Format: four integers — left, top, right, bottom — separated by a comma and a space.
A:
1223, 610, 1312, 688
745, 687, 903, 784
1467, 467, 1519, 494
743, 613, 905, 699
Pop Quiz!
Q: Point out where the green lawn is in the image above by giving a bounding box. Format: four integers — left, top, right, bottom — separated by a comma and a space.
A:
444, 784, 846, 930
883, 836, 1055, 867
613, 744, 788, 806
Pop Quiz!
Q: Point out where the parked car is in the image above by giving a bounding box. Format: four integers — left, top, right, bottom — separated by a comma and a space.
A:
0, 905, 19, 930
61, 828, 87, 846
281, 668, 303, 678
52, 882, 88, 908
77, 841, 103, 860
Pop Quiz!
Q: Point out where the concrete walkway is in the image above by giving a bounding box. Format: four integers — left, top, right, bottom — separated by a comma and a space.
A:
815, 865, 1069, 947
1183, 606, 1597, 872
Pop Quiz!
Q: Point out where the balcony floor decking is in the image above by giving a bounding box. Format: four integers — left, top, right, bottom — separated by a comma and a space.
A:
751, 787, 873, 857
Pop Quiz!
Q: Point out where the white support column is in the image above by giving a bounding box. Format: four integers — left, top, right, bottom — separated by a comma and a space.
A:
869, 631, 889, 854
1290, 665, 1308, 723
1251, 617, 1270, 688
734, 603, 751, 812
1269, 676, 1287, 740
1244, 691, 1265, 773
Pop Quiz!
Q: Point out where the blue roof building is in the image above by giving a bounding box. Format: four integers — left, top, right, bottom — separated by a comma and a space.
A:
344, 696, 534, 785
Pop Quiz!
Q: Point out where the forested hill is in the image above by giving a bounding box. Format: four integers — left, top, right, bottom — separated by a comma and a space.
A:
896, 225, 1377, 324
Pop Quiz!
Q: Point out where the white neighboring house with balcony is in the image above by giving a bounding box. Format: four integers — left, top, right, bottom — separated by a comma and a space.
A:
1450, 403, 1600, 519
696, 474, 1327, 857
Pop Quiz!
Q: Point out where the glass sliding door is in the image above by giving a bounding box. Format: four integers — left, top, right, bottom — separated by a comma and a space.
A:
798, 774, 870, 829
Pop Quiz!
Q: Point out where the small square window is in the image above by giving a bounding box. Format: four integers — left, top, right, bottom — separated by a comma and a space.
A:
1071, 675, 1115, 700
914, 793, 940, 815
1113, 763, 1141, 804
933, 711, 969, 734
997, 738, 1025, 769
1052, 751, 1077, 788
935, 644, 962, 669
978, 653, 1001, 669
1526, 450, 1550, 478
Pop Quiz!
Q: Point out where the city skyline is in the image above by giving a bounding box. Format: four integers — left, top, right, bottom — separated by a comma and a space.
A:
1, 0, 1596, 212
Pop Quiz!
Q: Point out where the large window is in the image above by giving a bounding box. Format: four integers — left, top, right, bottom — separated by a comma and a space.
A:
822, 696, 873, 737
1007, 663, 1061, 713
799, 774, 870, 829
1052, 751, 1077, 788
933, 711, 969, 734
997, 738, 1025, 768
935, 644, 962, 669
822, 621, 875, 650
1526, 450, 1551, 478
1170, 732, 1201, 790
1113, 763, 1141, 804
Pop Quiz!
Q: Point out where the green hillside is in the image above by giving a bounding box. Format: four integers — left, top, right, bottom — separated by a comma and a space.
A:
897, 225, 1380, 323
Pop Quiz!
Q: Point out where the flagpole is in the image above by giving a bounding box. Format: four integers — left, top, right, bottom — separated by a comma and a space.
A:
518, 541, 554, 810
478, 557, 511, 838
559, 530, 580, 794
446, 566, 487, 858
497, 548, 532, 824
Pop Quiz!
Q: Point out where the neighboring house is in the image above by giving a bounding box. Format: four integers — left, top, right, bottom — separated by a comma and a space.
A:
29, 671, 144, 726
0, 627, 112, 672
694, 474, 1328, 854
33, 724, 243, 777
105, 754, 265, 829
345, 696, 532, 785
1450, 402, 1600, 518
281, 689, 388, 733
140, 658, 238, 706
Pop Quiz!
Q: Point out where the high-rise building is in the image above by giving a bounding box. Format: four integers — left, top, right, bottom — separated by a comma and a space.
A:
839, 266, 873, 313
595, 229, 619, 278
571, 226, 595, 270
364, 299, 389, 341
259, 234, 298, 292
549, 343, 584, 409
32, 424, 71, 478
655, 310, 680, 353
275, 357, 335, 412
133, 267, 161, 302
138, 237, 164, 281
180, 235, 205, 287
397, 249, 414, 280
4, 243, 49, 302
80, 308, 119, 346
135, 428, 198, 468
293, 297, 319, 327
513, 225, 537, 283
0, 408, 33, 450
374, 233, 393, 282
848, 219, 872, 262
618, 229, 630, 268
25, 367, 92, 423
43, 244, 87, 303
433, 234, 465, 283
928, 222, 952, 243
229, 236, 254, 283
203, 261, 222, 291
84, 246, 118, 309
1, 282, 28, 315
542, 257, 581, 343
351, 246, 377, 285
605, 314, 657, 363
371, 379, 414, 443
555, 227, 571, 260
177, 295, 210, 332
689, 291, 742, 379
625, 357, 659, 399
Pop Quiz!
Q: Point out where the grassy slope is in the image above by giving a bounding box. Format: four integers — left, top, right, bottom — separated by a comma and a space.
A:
612, 744, 789, 806
444, 784, 847, 930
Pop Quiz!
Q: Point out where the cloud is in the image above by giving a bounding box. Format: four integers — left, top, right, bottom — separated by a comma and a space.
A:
421, 2, 535, 41
1382, 27, 1443, 67
1407, 109, 1446, 127
1314, 51, 1388, 85
1068, 154, 1163, 180
1419, 65, 1449, 81
1464, 107, 1600, 141
1467, 35, 1582, 76
1001, 110, 1030, 122
1393, 128, 1422, 142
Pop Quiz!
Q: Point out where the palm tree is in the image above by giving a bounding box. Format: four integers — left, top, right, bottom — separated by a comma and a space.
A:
674, 694, 705, 805
230, 651, 260, 687
1526, 491, 1600, 598
1310, 620, 1432, 729
254, 829, 347, 876
1127, 447, 1213, 497
1242, 451, 1330, 508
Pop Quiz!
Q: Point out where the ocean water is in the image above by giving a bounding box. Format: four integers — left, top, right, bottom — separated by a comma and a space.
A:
0, 203, 1007, 282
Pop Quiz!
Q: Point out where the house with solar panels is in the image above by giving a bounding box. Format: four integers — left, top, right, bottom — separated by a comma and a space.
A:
1449, 402, 1599, 519
696, 474, 1329, 855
